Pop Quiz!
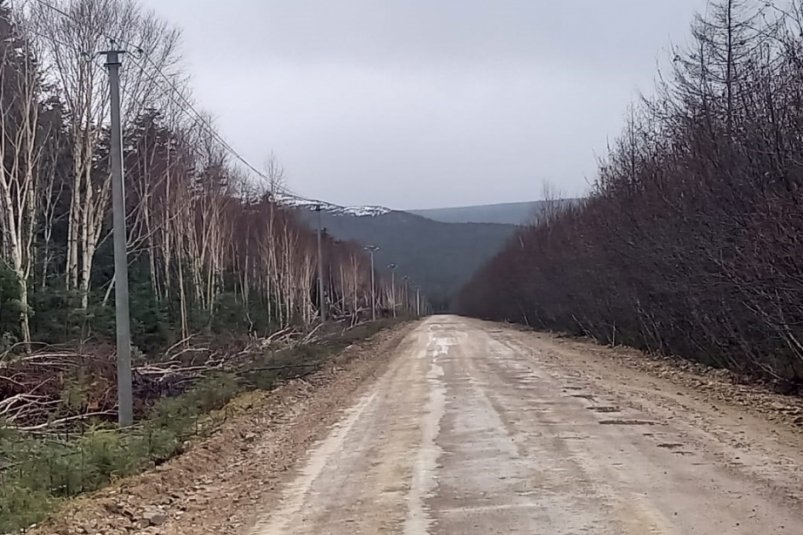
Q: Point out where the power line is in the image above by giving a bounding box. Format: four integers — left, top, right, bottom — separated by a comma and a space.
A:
104, 57, 339, 210
34, 0, 428, 327
119, 56, 319, 205
31, 0, 142, 52
124, 53, 347, 212
128, 52, 271, 182
33, 0, 363, 215
31, 0, 74, 23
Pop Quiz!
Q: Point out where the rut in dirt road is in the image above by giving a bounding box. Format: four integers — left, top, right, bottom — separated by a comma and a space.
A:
250, 316, 803, 535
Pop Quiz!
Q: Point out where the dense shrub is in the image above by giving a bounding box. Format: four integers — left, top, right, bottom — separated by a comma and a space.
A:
456, 0, 803, 383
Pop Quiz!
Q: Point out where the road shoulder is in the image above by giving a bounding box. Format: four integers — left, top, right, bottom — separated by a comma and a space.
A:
27, 322, 418, 535
491, 321, 803, 507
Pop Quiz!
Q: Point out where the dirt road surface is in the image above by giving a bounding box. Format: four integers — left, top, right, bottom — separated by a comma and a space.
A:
250, 315, 803, 535
31, 316, 803, 535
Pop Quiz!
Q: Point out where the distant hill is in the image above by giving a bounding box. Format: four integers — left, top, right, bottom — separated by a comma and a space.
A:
409, 201, 551, 225
293, 207, 517, 308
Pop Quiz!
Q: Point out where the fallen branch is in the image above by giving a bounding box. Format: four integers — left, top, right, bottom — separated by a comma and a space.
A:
245, 363, 321, 373
16, 411, 117, 432
301, 323, 325, 345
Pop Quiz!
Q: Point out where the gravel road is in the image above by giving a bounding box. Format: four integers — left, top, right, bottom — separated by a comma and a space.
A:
250, 315, 803, 535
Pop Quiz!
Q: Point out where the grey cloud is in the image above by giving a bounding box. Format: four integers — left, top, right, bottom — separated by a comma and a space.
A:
141, 0, 710, 208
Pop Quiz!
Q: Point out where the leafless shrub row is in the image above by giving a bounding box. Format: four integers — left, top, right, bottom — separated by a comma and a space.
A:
456, 0, 803, 383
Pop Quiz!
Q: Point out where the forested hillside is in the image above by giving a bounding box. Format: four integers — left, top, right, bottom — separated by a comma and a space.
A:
295, 208, 517, 309
409, 201, 548, 225
0, 0, 401, 354
408, 200, 577, 225
456, 0, 803, 384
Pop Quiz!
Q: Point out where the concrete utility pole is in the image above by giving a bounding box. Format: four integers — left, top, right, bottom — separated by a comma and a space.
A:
315, 204, 326, 323
103, 48, 133, 427
416, 287, 421, 317
387, 263, 397, 318
365, 245, 379, 321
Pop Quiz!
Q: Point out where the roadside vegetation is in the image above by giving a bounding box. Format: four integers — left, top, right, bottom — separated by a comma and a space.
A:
456, 0, 803, 387
0, 0, 421, 530
0, 372, 238, 532
0, 0, 411, 357
0, 319, 400, 533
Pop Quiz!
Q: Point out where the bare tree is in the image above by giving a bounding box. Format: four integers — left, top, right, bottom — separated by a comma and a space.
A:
456, 0, 803, 384
31, 0, 181, 309
0, 7, 46, 345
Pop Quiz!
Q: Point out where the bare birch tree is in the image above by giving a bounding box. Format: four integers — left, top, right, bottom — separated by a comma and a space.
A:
31, 0, 181, 309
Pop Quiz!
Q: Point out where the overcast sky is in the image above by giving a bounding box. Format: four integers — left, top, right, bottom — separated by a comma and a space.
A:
139, 0, 709, 209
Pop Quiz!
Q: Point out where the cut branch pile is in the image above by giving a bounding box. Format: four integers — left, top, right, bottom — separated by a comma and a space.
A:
0, 321, 346, 432
1, 349, 115, 430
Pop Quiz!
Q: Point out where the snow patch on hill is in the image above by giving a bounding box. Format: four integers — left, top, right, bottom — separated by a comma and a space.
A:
274, 193, 391, 217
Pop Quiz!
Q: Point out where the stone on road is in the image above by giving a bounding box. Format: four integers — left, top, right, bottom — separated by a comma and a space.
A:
250, 316, 803, 534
